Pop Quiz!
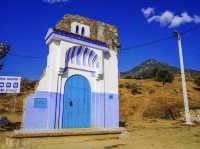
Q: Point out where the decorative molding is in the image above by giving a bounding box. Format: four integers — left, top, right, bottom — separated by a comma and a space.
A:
45, 29, 109, 51
65, 46, 100, 70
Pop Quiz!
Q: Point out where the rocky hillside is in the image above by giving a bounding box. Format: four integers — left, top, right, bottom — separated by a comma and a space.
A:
119, 76, 200, 125
0, 60, 200, 125
121, 59, 200, 79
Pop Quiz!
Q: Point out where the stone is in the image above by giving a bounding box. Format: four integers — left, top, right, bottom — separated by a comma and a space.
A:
55, 14, 120, 51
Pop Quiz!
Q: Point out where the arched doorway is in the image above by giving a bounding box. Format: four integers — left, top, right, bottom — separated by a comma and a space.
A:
62, 75, 91, 128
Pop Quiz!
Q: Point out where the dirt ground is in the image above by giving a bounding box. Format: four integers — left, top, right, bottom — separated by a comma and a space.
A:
0, 119, 200, 149
1, 77, 200, 149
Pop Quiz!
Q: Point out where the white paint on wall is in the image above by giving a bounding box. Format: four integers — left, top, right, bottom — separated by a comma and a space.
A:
104, 50, 119, 94
37, 31, 118, 95
71, 22, 90, 38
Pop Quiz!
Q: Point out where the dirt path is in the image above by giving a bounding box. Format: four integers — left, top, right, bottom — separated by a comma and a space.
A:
124, 127, 200, 149
1, 120, 200, 149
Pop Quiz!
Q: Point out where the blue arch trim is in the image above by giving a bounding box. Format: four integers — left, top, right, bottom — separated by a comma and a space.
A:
76, 46, 82, 64
88, 50, 94, 67
65, 46, 100, 69
92, 55, 98, 68
83, 47, 89, 65
70, 47, 76, 63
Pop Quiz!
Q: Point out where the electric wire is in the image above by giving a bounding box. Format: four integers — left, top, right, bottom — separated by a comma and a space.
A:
120, 24, 200, 51
4, 24, 200, 59
8, 53, 45, 59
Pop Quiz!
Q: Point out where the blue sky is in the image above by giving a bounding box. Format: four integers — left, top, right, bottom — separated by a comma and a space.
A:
0, 0, 200, 80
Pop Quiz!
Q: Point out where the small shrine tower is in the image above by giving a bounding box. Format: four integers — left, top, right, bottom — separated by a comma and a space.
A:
23, 14, 120, 130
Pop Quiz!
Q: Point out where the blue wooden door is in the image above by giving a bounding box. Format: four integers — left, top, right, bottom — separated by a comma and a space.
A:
62, 75, 91, 128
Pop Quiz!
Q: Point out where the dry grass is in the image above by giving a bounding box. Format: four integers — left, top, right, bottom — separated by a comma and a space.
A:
0, 79, 37, 113
1, 119, 200, 149
119, 76, 200, 124
0, 77, 200, 149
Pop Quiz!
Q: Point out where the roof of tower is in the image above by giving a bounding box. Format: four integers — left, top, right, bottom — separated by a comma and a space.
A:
54, 14, 120, 50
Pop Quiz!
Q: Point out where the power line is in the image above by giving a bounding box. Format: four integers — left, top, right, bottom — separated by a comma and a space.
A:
4, 24, 200, 58
8, 53, 45, 59
1, 71, 42, 80
181, 24, 200, 35
121, 35, 173, 51
120, 24, 200, 52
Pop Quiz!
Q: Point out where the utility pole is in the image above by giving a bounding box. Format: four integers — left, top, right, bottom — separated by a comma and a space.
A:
173, 31, 193, 125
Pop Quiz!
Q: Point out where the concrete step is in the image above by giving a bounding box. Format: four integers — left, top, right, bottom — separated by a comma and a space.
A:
6, 128, 125, 148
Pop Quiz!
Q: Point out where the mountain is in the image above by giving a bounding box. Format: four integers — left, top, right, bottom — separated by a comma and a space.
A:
121, 59, 200, 79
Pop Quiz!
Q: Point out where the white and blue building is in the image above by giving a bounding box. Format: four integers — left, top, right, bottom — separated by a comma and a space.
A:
23, 15, 120, 130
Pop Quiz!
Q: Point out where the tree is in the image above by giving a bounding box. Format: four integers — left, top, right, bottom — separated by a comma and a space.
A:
124, 76, 133, 79
124, 83, 141, 94
0, 42, 10, 71
194, 76, 200, 87
154, 69, 174, 86
130, 83, 139, 95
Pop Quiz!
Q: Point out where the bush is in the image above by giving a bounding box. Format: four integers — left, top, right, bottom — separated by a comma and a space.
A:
154, 69, 174, 86
125, 83, 140, 95
130, 84, 139, 95
124, 83, 131, 89
119, 121, 127, 127
124, 76, 133, 79
0, 43, 10, 71
194, 76, 200, 87
119, 84, 124, 88
148, 89, 155, 94
125, 83, 135, 89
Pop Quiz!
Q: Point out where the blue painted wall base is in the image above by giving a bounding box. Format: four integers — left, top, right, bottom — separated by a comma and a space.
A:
23, 91, 118, 130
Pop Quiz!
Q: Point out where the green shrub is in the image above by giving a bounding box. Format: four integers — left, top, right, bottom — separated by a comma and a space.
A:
124, 76, 133, 79
125, 83, 140, 94
154, 69, 174, 86
119, 84, 124, 88
131, 84, 138, 94
194, 76, 200, 87
124, 83, 131, 89
119, 121, 127, 127
131, 88, 138, 95
148, 89, 155, 94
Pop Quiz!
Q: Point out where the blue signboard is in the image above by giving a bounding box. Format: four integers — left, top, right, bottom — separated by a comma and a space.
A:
0, 76, 21, 93
34, 98, 47, 109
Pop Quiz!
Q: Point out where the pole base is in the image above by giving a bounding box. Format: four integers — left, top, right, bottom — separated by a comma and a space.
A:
183, 121, 195, 126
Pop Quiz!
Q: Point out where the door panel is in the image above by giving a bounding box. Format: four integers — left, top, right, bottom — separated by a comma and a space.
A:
62, 75, 91, 128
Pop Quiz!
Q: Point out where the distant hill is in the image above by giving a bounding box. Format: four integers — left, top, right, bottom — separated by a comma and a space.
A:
121, 59, 200, 79
119, 77, 200, 123
0, 64, 200, 126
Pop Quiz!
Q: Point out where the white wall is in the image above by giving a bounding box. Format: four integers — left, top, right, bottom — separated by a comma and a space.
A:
103, 50, 119, 94
30, 32, 119, 129
71, 22, 90, 38
37, 37, 109, 94
37, 40, 61, 92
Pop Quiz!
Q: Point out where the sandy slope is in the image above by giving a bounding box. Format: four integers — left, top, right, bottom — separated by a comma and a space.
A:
1, 120, 200, 149
0, 77, 200, 149
119, 77, 200, 123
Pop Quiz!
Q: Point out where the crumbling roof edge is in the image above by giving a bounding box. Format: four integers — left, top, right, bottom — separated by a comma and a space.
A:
45, 28, 109, 49
63, 14, 118, 32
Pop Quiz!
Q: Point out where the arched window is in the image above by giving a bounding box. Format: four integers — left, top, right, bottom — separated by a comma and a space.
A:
75, 25, 79, 34
65, 46, 99, 69
81, 27, 85, 36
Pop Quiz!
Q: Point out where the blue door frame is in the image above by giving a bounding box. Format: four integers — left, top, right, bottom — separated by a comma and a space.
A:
62, 75, 91, 128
